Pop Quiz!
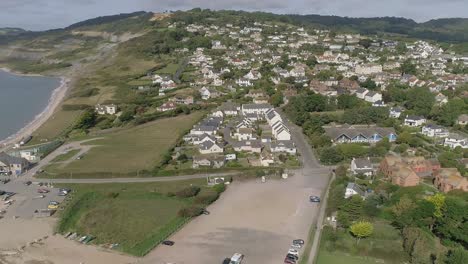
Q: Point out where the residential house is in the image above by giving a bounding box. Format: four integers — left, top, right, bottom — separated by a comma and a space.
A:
389, 107, 403, 118
157, 102, 177, 112
236, 77, 253, 87
434, 168, 468, 193
355, 63, 383, 75
234, 128, 256, 141
421, 124, 449, 138
435, 93, 448, 105
199, 141, 224, 154
344, 183, 367, 199
192, 155, 225, 168
241, 103, 272, 115
265, 109, 282, 126
355, 88, 369, 99
444, 133, 468, 149
404, 115, 426, 127
364, 91, 383, 103
324, 124, 397, 144
350, 157, 374, 177
170, 95, 194, 105
379, 155, 420, 187
0, 152, 29, 176
457, 114, 468, 126
271, 120, 291, 140
95, 104, 117, 115
270, 140, 297, 154
233, 140, 262, 153
200, 87, 220, 100
219, 102, 240, 116
244, 69, 262, 80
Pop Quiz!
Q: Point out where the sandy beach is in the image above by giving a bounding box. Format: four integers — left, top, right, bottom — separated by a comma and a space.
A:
0, 68, 71, 149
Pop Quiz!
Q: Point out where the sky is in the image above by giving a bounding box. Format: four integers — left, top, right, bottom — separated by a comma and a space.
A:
1, 0, 467, 31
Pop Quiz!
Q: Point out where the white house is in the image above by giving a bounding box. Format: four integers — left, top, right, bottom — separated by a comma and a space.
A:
364, 91, 383, 103
421, 124, 449, 138
350, 157, 374, 177
199, 141, 224, 154
236, 78, 253, 87
355, 88, 369, 99
95, 104, 117, 115
355, 63, 382, 75
270, 140, 297, 155
404, 115, 426, 127
265, 109, 282, 126
272, 120, 291, 140
389, 107, 403, 118
241, 104, 272, 115
344, 182, 367, 199
444, 134, 468, 149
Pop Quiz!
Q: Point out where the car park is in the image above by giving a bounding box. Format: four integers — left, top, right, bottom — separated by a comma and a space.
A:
162, 240, 175, 246
309, 196, 320, 203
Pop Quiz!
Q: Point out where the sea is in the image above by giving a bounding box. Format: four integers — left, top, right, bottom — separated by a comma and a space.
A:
0, 69, 60, 141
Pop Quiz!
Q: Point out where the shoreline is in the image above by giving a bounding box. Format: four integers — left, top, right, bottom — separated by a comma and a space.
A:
0, 68, 71, 149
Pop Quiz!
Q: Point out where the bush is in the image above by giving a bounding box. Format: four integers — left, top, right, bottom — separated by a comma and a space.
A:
175, 186, 201, 198
166, 192, 175, 197
194, 193, 219, 205
213, 183, 226, 194
178, 206, 203, 217
106, 192, 120, 198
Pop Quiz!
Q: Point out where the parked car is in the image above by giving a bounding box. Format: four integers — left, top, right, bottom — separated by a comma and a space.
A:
288, 249, 299, 256
24, 181, 32, 186
292, 239, 304, 245
309, 196, 320, 203
283, 257, 296, 264
48, 201, 60, 209
161, 240, 175, 246
286, 254, 299, 261
290, 243, 302, 249
0, 179, 10, 184
37, 189, 49, 194
222, 258, 231, 264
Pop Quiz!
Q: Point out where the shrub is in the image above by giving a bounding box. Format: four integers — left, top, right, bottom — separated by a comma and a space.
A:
106, 192, 120, 199
175, 186, 201, 198
194, 193, 219, 205
213, 183, 226, 194
178, 206, 203, 217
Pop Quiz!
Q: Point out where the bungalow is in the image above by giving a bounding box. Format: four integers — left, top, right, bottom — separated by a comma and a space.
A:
233, 140, 262, 153
190, 125, 217, 136
193, 133, 216, 145
344, 182, 367, 199
324, 124, 397, 144
434, 168, 468, 193
157, 102, 177, 112
404, 115, 426, 127
350, 157, 374, 177
192, 155, 225, 169
95, 104, 117, 115
199, 141, 224, 154
0, 152, 29, 176
270, 140, 297, 155
444, 133, 468, 149
457, 114, 468, 126
421, 124, 449, 138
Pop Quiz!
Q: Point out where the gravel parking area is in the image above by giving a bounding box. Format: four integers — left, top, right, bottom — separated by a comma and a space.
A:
0, 178, 66, 219
143, 168, 328, 264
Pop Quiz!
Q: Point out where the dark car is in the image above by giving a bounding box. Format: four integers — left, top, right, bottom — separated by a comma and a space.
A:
0, 190, 4, 195
284, 257, 296, 264
286, 254, 299, 261
0, 179, 10, 184
24, 181, 32, 186
201, 208, 210, 215
292, 239, 305, 245
222, 258, 231, 264
161, 240, 174, 246
309, 196, 321, 203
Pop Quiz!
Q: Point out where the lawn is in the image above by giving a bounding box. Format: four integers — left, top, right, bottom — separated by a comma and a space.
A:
41, 112, 204, 178
57, 179, 216, 256
317, 221, 407, 264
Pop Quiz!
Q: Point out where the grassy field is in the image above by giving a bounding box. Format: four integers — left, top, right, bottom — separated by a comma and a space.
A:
57, 179, 216, 256
41, 112, 204, 178
317, 251, 382, 264
317, 221, 407, 264
28, 110, 82, 145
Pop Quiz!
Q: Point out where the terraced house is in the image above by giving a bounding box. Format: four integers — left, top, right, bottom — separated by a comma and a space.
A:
323, 124, 397, 144
0, 152, 29, 176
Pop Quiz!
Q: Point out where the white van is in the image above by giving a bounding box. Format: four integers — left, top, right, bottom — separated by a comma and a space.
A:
230, 253, 244, 264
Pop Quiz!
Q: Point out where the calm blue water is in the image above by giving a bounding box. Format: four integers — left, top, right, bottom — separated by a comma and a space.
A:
0, 69, 60, 141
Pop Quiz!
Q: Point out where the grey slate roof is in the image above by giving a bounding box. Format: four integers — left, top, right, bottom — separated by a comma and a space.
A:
0, 152, 27, 165
324, 124, 396, 140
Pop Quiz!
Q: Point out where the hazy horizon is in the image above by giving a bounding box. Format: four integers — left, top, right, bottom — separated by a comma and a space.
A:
1, 0, 468, 31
